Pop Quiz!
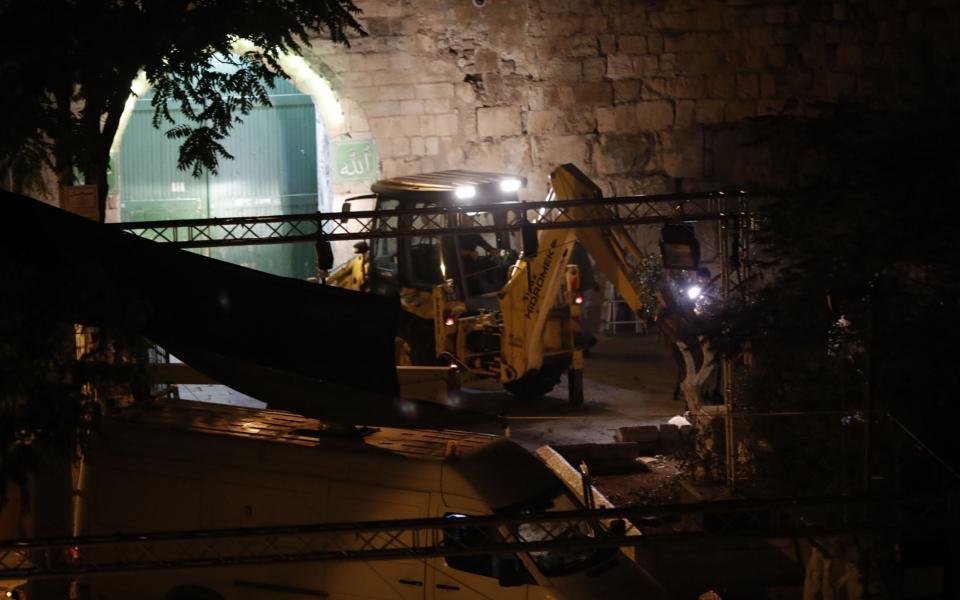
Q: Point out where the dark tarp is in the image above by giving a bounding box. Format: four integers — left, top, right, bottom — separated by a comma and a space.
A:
0, 190, 490, 429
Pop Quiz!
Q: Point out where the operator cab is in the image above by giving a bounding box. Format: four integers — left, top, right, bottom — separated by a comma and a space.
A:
362, 170, 526, 309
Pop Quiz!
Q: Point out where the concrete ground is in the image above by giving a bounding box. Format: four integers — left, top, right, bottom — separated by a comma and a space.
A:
174, 331, 684, 450
456, 332, 684, 451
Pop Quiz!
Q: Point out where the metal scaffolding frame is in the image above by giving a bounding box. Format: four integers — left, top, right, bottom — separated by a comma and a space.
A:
109, 190, 747, 248
2, 493, 955, 580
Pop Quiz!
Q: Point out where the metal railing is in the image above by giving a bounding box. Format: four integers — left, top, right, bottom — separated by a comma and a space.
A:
109, 191, 747, 248
2, 493, 955, 580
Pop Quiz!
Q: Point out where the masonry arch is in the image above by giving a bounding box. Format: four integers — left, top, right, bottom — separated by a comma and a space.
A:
108, 44, 368, 277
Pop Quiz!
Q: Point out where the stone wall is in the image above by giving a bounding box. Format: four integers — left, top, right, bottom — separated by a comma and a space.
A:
305, 0, 958, 214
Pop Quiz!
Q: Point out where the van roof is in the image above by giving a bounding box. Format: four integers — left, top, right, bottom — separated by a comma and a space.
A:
113, 399, 498, 461
110, 400, 559, 510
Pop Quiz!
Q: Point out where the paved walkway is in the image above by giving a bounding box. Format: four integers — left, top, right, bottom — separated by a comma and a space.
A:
459, 333, 684, 450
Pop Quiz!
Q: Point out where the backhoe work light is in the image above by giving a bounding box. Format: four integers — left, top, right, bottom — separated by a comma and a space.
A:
659, 223, 700, 270
499, 178, 522, 193
455, 185, 477, 200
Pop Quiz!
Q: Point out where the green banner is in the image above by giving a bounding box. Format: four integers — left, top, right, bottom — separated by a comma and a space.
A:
332, 138, 379, 183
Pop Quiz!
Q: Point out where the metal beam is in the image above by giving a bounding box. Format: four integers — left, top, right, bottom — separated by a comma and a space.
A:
2, 493, 955, 580
109, 191, 748, 249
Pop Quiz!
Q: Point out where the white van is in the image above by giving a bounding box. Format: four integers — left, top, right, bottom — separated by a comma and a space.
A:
22, 400, 664, 600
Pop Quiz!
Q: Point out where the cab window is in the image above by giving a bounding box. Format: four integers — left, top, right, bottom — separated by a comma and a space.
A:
371, 198, 399, 274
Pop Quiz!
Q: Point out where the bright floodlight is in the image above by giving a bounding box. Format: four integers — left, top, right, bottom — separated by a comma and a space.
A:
455, 185, 477, 200
686, 285, 702, 300
499, 178, 522, 193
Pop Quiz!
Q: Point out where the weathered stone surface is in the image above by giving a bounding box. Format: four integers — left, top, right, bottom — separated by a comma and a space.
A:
694, 99, 725, 124
662, 127, 704, 178
291, 0, 960, 210
596, 105, 639, 133
477, 106, 521, 138
526, 110, 560, 135
369, 115, 420, 137
636, 101, 675, 129
532, 134, 590, 170
595, 133, 655, 175
415, 83, 454, 99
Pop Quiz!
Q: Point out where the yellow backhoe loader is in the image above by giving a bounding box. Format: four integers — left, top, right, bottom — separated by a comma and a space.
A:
326, 165, 654, 406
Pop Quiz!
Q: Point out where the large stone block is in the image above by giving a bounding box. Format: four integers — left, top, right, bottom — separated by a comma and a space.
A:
636, 100, 675, 129
474, 48, 500, 72
661, 127, 704, 179
694, 99, 725, 124
597, 105, 640, 133
350, 53, 391, 72
676, 100, 695, 127
415, 83, 455, 99
417, 59, 458, 84
614, 425, 659, 443
553, 443, 640, 474
595, 133, 655, 175
388, 136, 411, 158
836, 44, 862, 68
658, 423, 681, 446
559, 108, 598, 135
618, 35, 646, 54
477, 106, 522, 138
613, 80, 641, 104
399, 99, 425, 115
532, 134, 589, 170
574, 82, 613, 106
606, 55, 636, 79
635, 54, 659, 74
369, 114, 421, 137
350, 85, 416, 102
540, 60, 582, 82
736, 73, 760, 98
647, 75, 706, 99
526, 110, 560, 135
435, 113, 459, 137
364, 100, 403, 118
596, 107, 616, 133
581, 57, 607, 81
410, 136, 425, 156
423, 98, 453, 114
708, 73, 736, 98
528, 84, 576, 111
676, 51, 725, 74
723, 99, 756, 122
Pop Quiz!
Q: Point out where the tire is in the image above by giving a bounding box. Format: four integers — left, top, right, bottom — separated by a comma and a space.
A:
504, 361, 568, 400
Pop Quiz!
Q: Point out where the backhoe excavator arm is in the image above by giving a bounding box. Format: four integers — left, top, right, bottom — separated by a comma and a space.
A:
548, 164, 650, 315
499, 164, 654, 381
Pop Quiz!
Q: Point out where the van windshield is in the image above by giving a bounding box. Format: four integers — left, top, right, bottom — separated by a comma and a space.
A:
512, 489, 617, 578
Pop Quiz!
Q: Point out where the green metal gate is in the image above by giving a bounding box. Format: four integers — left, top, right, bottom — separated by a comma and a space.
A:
117, 77, 318, 279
